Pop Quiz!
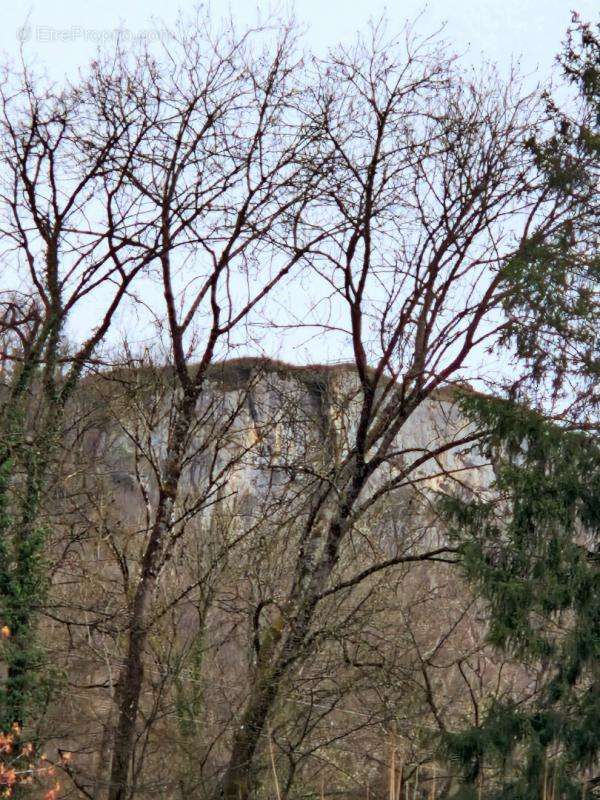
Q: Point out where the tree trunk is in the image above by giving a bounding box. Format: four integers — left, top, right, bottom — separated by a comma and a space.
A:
217, 477, 363, 800
219, 598, 323, 800
107, 391, 199, 800
107, 489, 181, 797
93, 704, 116, 800
107, 567, 155, 800
220, 664, 282, 800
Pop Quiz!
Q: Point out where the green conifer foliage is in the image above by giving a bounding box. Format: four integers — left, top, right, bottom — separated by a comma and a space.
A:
441, 27, 599, 793
441, 393, 600, 798
499, 17, 599, 412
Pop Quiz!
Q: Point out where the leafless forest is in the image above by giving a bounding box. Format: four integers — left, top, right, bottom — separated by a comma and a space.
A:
0, 12, 598, 800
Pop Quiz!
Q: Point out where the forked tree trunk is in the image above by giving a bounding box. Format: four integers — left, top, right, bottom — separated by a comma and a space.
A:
219, 533, 346, 800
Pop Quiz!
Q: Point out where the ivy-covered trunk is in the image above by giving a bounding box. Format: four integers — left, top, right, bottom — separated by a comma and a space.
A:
0, 385, 54, 731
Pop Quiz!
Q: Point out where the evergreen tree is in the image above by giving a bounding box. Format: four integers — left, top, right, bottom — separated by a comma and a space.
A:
500, 15, 599, 418
442, 18, 600, 798
442, 395, 600, 798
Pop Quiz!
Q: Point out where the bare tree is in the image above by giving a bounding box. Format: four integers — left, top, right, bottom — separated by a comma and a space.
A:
217, 23, 573, 800
64, 17, 330, 800
0, 54, 153, 732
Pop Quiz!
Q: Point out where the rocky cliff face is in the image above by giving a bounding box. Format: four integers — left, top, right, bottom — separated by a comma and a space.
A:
80, 357, 490, 512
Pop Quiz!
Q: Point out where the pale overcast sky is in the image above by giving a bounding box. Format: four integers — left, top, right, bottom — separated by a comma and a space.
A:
2, 1, 598, 84
1, 1, 597, 368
